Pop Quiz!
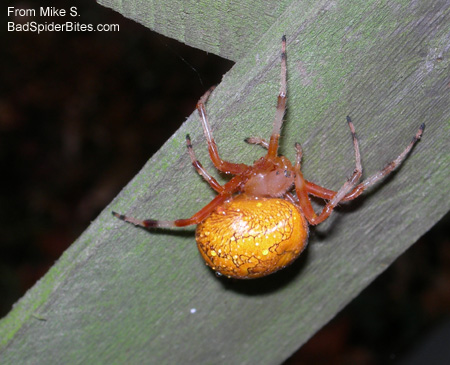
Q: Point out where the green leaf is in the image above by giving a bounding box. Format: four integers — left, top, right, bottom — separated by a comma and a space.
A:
1, 1, 449, 363
97, 0, 294, 61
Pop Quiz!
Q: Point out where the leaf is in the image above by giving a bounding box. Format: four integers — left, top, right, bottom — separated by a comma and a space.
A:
1, 1, 449, 363
97, 0, 294, 61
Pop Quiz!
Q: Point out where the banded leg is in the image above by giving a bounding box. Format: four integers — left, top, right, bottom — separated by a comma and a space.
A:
112, 175, 245, 228
196, 87, 249, 175
245, 137, 302, 163
186, 134, 224, 193
244, 136, 269, 149
232, 36, 287, 158
294, 117, 363, 225
113, 194, 229, 228
294, 141, 303, 167
304, 123, 425, 202
267, 35, 288, 158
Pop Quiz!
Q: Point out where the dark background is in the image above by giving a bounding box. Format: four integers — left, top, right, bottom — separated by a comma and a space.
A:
2, 1, 449, 363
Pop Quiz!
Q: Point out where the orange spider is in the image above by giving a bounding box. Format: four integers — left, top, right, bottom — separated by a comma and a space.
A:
113, 36, 424, 279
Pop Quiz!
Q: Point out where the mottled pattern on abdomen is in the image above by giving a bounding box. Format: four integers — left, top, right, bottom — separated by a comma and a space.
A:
196, 195, 308, 279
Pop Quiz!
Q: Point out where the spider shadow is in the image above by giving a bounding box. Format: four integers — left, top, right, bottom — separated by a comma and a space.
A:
140, 226, 195, 239
309, 195, 365, 241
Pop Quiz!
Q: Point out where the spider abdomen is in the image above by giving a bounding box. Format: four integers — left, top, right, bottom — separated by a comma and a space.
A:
195, 195, 309, 279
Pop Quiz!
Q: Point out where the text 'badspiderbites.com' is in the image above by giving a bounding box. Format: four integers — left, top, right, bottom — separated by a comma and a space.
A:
7, 6, 120, 33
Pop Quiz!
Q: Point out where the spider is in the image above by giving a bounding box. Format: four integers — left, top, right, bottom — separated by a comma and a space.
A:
113, 36, 424, 279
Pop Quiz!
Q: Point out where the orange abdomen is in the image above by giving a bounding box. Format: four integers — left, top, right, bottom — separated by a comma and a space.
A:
196, 195, 309, 279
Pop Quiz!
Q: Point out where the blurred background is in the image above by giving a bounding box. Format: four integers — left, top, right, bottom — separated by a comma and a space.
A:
2, 0, 449, 363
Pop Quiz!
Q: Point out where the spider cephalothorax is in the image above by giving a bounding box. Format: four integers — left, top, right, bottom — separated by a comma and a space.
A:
113, 36, 424, 279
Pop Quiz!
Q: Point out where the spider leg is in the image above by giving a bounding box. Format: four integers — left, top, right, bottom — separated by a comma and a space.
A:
304, 122, 425, 202
196, 87, 249, 175
186, 134, 224, 193
244, 136, 269, 149
112, 194, 229, 228
283, 192, 299, 206
267, 35, 287, 158
295, 141, 303, 167
112, 176, 244, 228
294, 117, 363, 225
248, 136, 301, 159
